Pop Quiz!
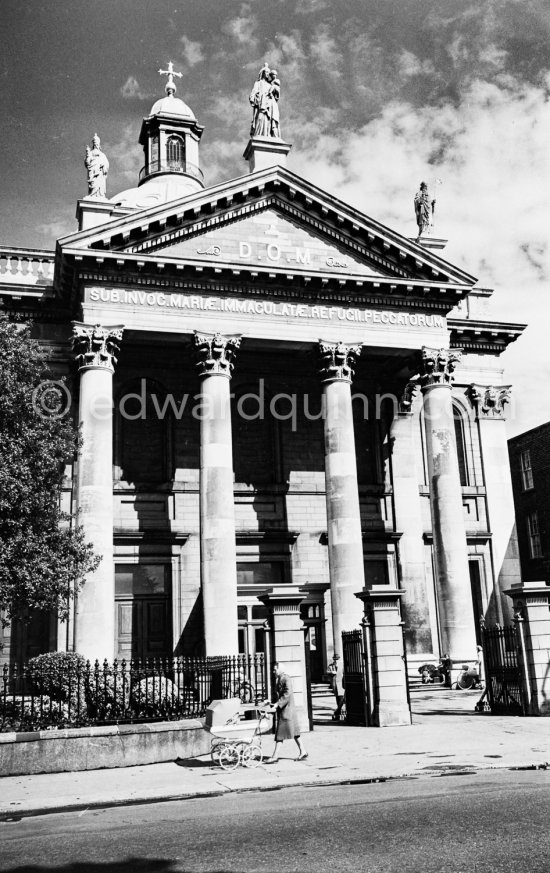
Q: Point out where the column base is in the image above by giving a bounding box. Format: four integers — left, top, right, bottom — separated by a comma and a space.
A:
372, 702, 412, 727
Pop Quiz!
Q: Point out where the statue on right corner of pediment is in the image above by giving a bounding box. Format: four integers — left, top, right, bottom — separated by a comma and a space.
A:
414, 181, 436, 241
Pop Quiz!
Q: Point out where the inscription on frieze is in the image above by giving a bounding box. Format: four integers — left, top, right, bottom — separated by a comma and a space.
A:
87, 287, 446, 331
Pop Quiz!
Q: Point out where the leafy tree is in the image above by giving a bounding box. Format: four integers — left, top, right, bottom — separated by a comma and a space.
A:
0, 313, 99, 625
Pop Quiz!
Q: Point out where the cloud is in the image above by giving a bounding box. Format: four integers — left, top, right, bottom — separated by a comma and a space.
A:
120, 76, 151, 100
398, 50, 436, 79
222, 7, 258, 45
35, 219, 73, 240
180, 35, 204, 67
288, 70, 550, 435
107, 125, 143, 181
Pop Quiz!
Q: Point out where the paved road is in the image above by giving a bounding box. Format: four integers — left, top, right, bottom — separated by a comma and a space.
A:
1, 770, 549, 873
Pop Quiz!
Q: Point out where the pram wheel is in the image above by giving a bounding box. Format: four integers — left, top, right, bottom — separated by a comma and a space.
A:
218, 744, 241, 770
242, 740, 263, 768
211, 739, 227, 764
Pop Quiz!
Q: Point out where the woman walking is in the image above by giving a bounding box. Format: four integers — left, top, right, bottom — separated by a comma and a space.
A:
266, 662, 308, 763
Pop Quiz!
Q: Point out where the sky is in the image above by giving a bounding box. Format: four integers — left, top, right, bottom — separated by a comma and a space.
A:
1, 0, 549, 437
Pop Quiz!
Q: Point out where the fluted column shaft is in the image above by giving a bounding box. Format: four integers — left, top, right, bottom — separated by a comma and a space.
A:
318, 341, 365, 655
195, 331, 241, 656
73, 323, 124, 662
420, 347, 476, 663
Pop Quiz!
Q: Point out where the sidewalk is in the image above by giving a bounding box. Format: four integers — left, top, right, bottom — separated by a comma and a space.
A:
2, 690, 549, 818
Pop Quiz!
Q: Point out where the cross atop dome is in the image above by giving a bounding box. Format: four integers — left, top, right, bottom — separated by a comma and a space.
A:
158, 61, 183, 96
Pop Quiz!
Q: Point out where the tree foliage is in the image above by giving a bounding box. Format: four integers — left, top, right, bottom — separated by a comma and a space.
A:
0, 314, 99, 624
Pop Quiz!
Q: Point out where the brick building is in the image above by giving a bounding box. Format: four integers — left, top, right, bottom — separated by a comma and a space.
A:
0, 70, 526, 682
508, 423, 550, 583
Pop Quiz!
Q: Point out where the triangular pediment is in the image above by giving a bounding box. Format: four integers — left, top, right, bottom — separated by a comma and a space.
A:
58, 165, 477, 289
131, 206, 386, 278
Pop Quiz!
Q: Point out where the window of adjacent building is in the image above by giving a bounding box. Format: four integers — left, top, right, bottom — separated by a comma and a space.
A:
527, 511, 543, 559
166, 135, 185, 170
520, 449, 534, 491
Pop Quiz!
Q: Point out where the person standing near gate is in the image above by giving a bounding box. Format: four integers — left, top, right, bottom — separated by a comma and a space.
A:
265, 662, 308, 762
328, 654, 345, 720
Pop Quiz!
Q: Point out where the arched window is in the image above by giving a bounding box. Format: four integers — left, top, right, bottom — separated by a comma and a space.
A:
453, 406, 469, 486
166, 136, 184, 170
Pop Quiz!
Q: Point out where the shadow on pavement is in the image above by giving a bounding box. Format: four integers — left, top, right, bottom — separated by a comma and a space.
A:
4, 860, 197, 873
174, 757, 214, 768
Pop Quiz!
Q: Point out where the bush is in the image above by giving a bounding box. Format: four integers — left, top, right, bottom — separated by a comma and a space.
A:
86, 669, 131, 720
0, 695, 70, 732
130, 676, 181, 717
27, 651, 88, 722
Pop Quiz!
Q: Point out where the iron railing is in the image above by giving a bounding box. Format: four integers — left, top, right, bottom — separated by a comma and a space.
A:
481, 623, 528, 715
0, 653, 266, 732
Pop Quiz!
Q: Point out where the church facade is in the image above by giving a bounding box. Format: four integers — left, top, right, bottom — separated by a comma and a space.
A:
0, 70, 525, 681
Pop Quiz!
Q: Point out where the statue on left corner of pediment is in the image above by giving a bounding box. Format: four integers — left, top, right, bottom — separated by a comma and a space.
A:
249, 63, 281, 139
84, 133, 109, 199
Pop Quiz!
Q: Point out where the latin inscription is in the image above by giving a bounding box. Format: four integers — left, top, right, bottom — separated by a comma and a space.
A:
87, 288, 445, 329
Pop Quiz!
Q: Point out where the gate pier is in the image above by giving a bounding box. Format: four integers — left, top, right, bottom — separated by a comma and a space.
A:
356, 586, 411, 727
505, 581, 550, 716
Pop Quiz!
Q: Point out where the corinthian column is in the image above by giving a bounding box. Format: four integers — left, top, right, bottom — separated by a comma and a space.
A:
420, 347, 476, 665
194, 331, 241, 656
318, 341, 365, 654
72, 323, 124, 662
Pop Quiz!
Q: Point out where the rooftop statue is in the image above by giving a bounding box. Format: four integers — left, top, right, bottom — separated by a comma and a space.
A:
84, 134, 109, 199
249, 63, 281, 139
414, 181, 436, 241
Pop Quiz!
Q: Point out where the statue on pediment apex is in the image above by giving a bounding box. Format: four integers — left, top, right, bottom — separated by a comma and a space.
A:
249, 63, 281, 139
84, 133, 109, 199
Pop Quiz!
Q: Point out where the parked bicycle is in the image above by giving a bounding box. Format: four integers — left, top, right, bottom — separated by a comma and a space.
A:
223, 674, 256, 703
456, 664, 482, 691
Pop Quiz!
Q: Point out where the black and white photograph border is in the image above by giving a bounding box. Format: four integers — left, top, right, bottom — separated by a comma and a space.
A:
1, 2, 550, 872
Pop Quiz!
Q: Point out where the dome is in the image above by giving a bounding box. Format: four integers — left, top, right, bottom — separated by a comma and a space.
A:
149, 93, 195, 121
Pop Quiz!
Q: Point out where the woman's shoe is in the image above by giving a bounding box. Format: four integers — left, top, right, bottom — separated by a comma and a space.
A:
264, 758, 278, 764
297, 753, 309, 761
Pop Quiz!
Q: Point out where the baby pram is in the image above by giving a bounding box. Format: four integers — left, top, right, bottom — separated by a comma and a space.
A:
203, 698, 273, 770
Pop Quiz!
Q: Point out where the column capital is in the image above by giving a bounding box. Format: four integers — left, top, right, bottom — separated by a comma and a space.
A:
72, 322, 124, 372
318, 340, 362, 383
194, 331, 241, 378
467, 383, 512, 419
419, 346, 462, 389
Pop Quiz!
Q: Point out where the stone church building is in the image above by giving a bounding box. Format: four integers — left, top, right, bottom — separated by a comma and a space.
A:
0, 67, 525, 685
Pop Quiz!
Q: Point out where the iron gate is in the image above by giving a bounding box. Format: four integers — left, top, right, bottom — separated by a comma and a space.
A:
342, 629, 370, 726
481, 623, 528, 716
